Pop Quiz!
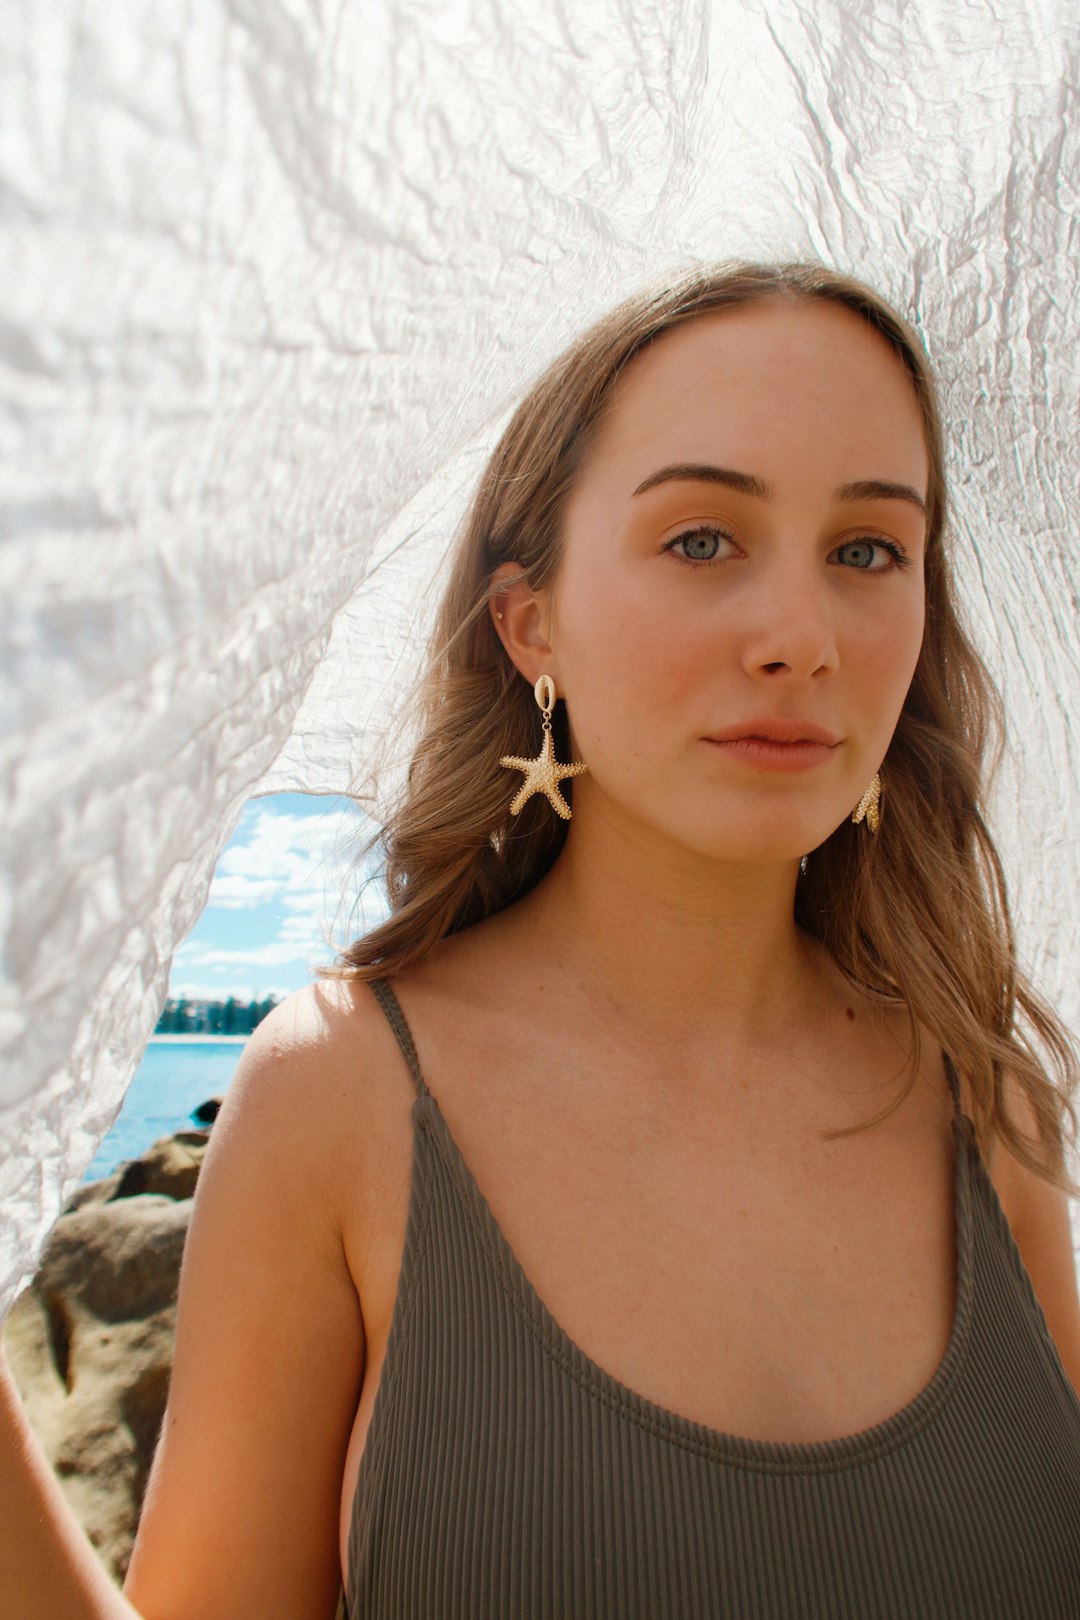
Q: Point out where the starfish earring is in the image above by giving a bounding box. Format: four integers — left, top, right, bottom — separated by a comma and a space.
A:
851, 771, 882, 833
499, 675, 588, 820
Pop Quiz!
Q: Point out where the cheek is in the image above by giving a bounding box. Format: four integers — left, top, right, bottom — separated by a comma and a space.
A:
556, 561, 714, 752
832, 603, 924, 794
855, 593, 925, 725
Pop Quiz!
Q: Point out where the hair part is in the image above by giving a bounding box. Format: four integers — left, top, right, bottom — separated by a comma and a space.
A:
322, 259, 1079, 1193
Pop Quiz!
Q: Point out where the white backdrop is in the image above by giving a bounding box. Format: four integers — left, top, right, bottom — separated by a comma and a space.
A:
2, 0, 1078, 1313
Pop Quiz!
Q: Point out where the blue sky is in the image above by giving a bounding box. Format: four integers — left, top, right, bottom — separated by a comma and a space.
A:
167, 792, 390, 1002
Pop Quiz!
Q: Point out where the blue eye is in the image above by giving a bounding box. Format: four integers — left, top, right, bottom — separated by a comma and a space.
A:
663, 528, 912, 572
833, 536, 911, 571
664, 525, 735, 567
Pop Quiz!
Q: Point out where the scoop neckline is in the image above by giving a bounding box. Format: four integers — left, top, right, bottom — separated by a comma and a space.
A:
420, 1088, 976, 1475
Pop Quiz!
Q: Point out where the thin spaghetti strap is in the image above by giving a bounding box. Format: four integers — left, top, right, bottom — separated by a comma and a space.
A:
943, 1051, 964, 1121
368, 977, 431, 1100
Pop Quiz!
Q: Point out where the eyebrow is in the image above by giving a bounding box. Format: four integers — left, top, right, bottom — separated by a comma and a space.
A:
631, 463, 927, 514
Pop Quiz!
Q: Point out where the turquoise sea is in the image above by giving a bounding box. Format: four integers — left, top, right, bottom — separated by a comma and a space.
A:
80, 1039, 249, 1185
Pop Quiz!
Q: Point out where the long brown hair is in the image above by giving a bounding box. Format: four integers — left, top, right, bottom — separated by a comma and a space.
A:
323, 259, 1078, 1190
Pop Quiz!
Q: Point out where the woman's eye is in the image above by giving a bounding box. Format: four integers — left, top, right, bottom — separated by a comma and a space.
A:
833, 536, 910, 571
663, 528, 911, 572
664, 525, 736, 567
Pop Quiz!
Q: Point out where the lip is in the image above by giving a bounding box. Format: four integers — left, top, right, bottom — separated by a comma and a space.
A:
704, 718, 842, 746
702, 737, 836, 771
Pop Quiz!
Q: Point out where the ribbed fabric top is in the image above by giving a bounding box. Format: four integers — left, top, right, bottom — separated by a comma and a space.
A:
342, 977, 1080, 1619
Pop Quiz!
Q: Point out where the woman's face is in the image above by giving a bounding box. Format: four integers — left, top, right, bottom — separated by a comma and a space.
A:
541, 296, 929, 864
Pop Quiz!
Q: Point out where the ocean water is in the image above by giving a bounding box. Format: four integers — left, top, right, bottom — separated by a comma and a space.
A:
80, 1039, 249, 1185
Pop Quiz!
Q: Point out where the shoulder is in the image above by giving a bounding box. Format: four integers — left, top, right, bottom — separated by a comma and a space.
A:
976, 1064, 1068, 1234
211, 975, 413, 1235
976, 1067, 1080, 1395
227, 973, 410, 1103
234, 974, 388, 1073
873, 1011, 1080, 1396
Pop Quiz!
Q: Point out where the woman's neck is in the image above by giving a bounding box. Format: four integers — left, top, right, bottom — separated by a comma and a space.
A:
505, 813, 821, 1055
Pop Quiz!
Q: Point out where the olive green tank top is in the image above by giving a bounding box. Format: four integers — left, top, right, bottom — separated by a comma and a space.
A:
340, 977, 1080, 1619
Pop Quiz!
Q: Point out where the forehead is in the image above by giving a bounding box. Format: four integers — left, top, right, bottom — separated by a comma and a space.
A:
583, 297, 929, 495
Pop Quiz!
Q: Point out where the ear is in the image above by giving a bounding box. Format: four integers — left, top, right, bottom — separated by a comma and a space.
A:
489, 560, 558, 684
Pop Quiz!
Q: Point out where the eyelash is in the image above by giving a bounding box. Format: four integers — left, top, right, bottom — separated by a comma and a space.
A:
663, 525, 913, 573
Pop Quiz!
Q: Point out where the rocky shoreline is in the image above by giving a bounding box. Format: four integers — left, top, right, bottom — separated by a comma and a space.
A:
1, 1109, 221, 1583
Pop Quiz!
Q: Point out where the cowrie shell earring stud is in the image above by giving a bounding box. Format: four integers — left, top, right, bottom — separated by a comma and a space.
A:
499, 675, 588, 820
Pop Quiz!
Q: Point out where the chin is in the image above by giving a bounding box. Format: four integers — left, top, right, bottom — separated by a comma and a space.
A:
650, 814, 820, 867
585, 779, 841, 863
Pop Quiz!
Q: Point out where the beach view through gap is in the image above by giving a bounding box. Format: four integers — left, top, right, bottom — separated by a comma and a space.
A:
83, 791, 385, 1184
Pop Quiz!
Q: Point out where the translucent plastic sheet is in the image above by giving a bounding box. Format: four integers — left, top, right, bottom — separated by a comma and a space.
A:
2, 0, 1078, 1311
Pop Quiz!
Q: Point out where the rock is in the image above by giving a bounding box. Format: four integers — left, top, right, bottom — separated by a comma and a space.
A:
112, 1131, 209, 1201
64, 1170, 126, 1213
1, 1130, 205, 1582
61, 1129, 212, 1215
2, 1120, 348, 1614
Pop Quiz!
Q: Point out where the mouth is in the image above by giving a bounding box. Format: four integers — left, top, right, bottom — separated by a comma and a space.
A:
705, 719, 842, 746
701, 720, 842, 773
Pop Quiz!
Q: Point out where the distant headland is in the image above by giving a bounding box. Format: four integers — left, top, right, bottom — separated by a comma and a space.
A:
154, 995, 281, 1037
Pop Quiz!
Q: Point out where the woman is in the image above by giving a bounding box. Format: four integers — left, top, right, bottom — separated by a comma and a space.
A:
5, 261, 1080, 1618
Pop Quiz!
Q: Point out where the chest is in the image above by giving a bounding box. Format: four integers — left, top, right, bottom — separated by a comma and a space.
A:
350, 1059, 957, 1450
338, 1046, 961, 1595
449, 1083, 955, 1440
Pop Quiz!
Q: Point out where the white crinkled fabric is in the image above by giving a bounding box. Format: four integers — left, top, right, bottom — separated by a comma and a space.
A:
2, 0, 1078, 1312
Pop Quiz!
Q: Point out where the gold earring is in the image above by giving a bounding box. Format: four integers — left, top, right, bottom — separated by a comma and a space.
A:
499, 675, 588, 820
851, 771, 882, 833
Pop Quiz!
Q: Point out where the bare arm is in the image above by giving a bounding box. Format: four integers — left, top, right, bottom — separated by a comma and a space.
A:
1, 987, 368, 1620
0, 1345, 145, 1619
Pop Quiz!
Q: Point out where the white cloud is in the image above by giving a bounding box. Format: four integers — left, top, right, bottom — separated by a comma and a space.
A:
212, 804, 381, 939
207, 874, 285, 907
172, 940, 330, 970
169, 798, 386, 999
207, 809, 350, 914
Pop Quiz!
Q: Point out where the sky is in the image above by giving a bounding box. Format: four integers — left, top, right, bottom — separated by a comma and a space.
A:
167, 792, 389, 1003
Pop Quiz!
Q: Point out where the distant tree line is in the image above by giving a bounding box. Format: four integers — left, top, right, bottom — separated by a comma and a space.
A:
155, 996, 280, 1036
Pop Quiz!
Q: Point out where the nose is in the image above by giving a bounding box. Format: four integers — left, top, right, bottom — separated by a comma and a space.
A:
738, 562, 840, 683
